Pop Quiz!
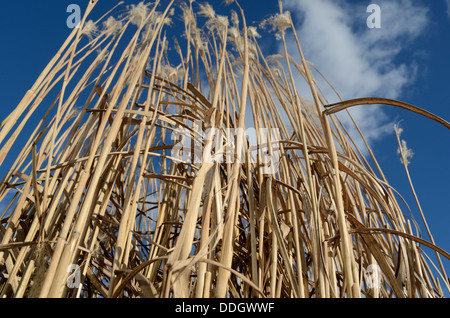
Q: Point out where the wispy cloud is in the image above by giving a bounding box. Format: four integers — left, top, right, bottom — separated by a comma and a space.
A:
446, 0, 450, 18
282, 0, 429, 152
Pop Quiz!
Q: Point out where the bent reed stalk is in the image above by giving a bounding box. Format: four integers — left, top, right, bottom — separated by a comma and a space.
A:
0, 0, 448, 298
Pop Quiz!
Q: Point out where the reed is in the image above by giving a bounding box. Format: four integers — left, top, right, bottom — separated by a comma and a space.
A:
0, 0, 448, 298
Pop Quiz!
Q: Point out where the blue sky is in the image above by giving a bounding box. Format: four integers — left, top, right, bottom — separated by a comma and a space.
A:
0, 0, 449, 294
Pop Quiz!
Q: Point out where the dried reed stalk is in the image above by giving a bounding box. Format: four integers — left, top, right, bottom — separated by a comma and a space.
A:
0, 0, 448, 298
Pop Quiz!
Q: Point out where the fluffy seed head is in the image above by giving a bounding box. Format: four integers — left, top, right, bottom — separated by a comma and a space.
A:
398, 140, 414, 166
394, 124, 414, 166
198, 3, 216, 19
214, 15, 229, 31
82, 20, 99, 40
231, 10, 239, 27
103, 16, 123, 35
180, 2, 195, 25
248, 26, 261, 39
228, 27, 240, 39
128, 2, 150, 26
153, 11, 173, 26
260, 11, 292, 39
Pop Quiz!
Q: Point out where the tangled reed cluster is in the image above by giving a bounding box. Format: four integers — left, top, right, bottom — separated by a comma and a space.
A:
0, 0, 449, 298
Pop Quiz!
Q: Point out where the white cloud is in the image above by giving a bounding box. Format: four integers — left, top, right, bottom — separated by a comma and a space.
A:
281, 0, 429, 152
446, 0, 450, 18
